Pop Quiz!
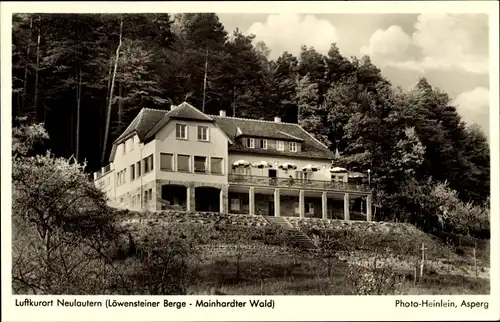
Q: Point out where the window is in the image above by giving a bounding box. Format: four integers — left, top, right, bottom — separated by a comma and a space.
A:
144, 189, 153, 202
130, 164, 136, 180
117, 169, 127, 185
306, 203, 314, 215
160, 153, 174, 171
230, 198, 240, 211
276, 140, 284, 151
244, 138, 255, 148
197, 126, 209, 141
289, 142, 298, 152
294, 203, 300, 215
194, 156, 207, 173
259, 139, 268, 149
121, 143, 126, 155
178, 155, 190, 172
143, 154, 154, 173
176, 123, 187, 139
128, 137, 134, 151
136, 161, 141, 177
296, 171, 311, 181
233, 167, 250, 175
211, 157, 223, 174
332, 174, 344, 182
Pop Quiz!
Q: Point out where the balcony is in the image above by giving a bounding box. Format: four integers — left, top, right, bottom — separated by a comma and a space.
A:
228, 174, 371, 193
93, 164, 113, 180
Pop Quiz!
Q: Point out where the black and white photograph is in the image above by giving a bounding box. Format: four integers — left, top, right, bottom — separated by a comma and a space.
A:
2, 1, 499, 321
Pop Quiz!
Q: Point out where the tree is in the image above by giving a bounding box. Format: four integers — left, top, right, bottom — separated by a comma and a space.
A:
12, 124, 121, 294
296, 75, 331, 147
101, 15, 123, 165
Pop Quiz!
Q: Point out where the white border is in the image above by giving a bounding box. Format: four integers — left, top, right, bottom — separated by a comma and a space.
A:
1, 1, 499, 321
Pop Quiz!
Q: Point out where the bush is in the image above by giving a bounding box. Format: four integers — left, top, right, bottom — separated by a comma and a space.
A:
345, 262, 404, 295
12, 150, 122, 294
121, 222, 201, 295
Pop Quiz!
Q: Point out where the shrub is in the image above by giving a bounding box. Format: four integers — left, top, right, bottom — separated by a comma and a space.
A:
12, 151, 121, 294
345, 262, 404, 295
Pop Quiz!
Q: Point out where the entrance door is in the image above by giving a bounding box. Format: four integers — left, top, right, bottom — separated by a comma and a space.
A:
268, 169, 277, 185
268, 201, 275, 216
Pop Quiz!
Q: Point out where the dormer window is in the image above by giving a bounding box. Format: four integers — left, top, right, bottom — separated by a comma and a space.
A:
289, 142, 298, 152
276, 140, 284, 151
244, 138, 255, 148
176, 124, 187, 140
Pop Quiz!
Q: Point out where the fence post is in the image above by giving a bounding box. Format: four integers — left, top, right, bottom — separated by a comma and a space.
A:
473, 244, 477, 279
420, 242, 427, 279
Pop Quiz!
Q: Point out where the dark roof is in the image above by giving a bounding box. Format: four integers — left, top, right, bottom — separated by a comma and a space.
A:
114, 108, 166, 143
210, 115, 334, 160
110, 103, 215, 161
169, 102, 214, 121
109, 102, 334, 162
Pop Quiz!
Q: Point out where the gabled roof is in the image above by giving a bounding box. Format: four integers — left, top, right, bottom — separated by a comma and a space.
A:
114, 108, 166, 143
169, 102, 214, 121
109, 102, 335, 162
109, 103, 217, 162
210, 115, 335, 160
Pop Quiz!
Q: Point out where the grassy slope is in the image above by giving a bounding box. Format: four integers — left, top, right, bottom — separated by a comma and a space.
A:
114, 210, 490, 295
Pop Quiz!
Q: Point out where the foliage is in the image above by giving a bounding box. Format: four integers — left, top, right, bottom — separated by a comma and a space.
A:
12, 121, 49, 156
345, 260, 404, 295
122, 223, 201, 295
11, 13, 490, 244
12, 146, 119, 294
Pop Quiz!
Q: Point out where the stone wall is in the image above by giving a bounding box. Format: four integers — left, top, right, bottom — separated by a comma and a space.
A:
120, 210, 271, 228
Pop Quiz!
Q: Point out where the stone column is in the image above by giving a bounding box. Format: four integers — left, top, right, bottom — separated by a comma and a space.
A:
219, 188, 227, 214
322, 191, 328, 220
156, 181, 162, 211
344, 193, 350, 221
186, 186, 195, 212
274, 188, 281, 217
249, 186, 255, 215
299, 190, 305, 218
366, 194, 373, 222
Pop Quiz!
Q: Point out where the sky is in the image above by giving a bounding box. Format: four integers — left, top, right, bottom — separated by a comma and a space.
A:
218, 13, 490, 138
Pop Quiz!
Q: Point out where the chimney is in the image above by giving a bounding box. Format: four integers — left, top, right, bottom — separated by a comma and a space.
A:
274, 116, 281, 123
219, 110, 226, 117
170, 104, 177, 111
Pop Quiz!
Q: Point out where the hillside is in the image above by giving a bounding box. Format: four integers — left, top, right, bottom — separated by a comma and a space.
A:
114, 210, 490, 295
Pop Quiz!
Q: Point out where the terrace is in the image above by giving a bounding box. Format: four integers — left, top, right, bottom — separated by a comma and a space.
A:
228, 174, 371, 194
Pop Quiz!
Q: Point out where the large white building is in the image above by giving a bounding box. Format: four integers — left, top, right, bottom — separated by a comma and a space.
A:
94, 102, 372, 220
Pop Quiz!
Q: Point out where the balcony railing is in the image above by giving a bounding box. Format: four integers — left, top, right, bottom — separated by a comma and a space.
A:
228, 174, 371, 193
94, 164, 113, 180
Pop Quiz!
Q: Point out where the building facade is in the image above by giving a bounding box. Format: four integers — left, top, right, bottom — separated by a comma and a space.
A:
93, 102, 373, 221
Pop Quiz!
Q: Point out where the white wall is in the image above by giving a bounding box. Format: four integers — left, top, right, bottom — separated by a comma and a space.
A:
112, 133, 156, 202
154, 120, 229, 185
94, 170, 116, 201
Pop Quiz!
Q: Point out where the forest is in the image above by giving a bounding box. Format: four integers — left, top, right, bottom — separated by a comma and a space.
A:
12, 13, 490, 236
